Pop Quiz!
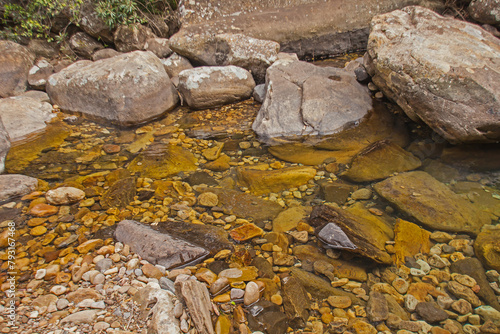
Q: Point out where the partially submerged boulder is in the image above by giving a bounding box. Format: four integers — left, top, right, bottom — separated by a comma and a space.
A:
252, 59, 372, 141
177, 66, 255, 109
169, 32, 280, 83
47, 51, 178, 126
0, 41, 34, 98
365, 6, 500, 143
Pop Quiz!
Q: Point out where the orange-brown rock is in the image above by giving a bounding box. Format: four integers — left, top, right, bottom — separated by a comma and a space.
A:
229, 223, 264, 242
393, 219, 431, 266
29, 203, 58, 217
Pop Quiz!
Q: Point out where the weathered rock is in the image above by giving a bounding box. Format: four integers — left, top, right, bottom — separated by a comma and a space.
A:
310, 205, 393, 264
61, 310, 99, 324
69, 32, 104, 59
341, 140, 421, 182
229, 223, 264, 242
282, 276, 310, 327
452, 182, 500, 221
475, 229, 500, 272
247, 300, 288, 334
319, 181, 357, 205
47, 51, 178, 126
114, 23, 156, 52
28, 60, 54, 90
253, 84, 266, 103
175, 279, 214, 334
475, 306, 500, 326
144, 38, 173, 58
170, 33, 279, 83
177, 66, 255, 109
293, 245, 368, 281
468, 0, 500, 26
415, 302, 449, 323
393, 219, 431, 266
115, 220, 209, 269
441, 144, 500, 172
252, 59, 372, 140
75, 0, 114, 43
132, 287, 180, 334
447, 281, 481, 307
374, 171, 491, 235
0, 95, 55, 142
28, 39, 59, 59
0, 41, 35, 97
100, 177, 136, 209
451, 258, 500, 311
237, 166, 316, 195
128, 144, 197, 178
92, 48, 121, 61
272, 206, 310, 233
46, 187, 85, 205
367, 291, 389, 322
160, 53, 193, 81
364, 6, 500, 143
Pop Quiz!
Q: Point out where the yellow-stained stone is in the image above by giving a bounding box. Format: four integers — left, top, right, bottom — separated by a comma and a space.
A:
59, 247, 74, 257
97, 245, 114, 255
213, 292, 231, 303
393, 219, 431, 266
41, 233, 56, 246
272, 206, 311, 233
195, 268, 218, 285
76, 239, 104, 254
31, 225, 47, 236
203, 142, 224, 161
60, 253, 78, 266
214, 250, 232, 260
236, 166, 316, 195
15, 257, 30, 269
229, 223, 263, 242
271, 294, 283, 305
55, 272, 71, 284
28, 218, 47, 227
29, 204, 58, 217
215, 314, 231, 334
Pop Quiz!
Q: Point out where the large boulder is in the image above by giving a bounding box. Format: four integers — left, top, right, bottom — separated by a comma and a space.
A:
468, 0, 500, 26
169, 33, 280, 83
176, 0, 444, 59
46, 51, 179, 126
374, 171, 491, 235
0, 95, 55, 142
364, 6, 500, 144
0, 174, 38, 201
0, 121, 10, 174
28, 60, 55, 91
0, 41, 35, 98
252, 59, 372, 140
177, 66, 255, 109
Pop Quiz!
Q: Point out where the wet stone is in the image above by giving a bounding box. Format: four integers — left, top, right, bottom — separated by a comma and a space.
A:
229, 223, 264, 242
416, 302, 449, 323
282, 276, 310, 327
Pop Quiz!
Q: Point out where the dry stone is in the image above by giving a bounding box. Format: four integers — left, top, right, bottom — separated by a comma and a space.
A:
468, 0, 500, 26
0, 41, 34, 97
114, 23, 156, 52
69, 32, 104, 59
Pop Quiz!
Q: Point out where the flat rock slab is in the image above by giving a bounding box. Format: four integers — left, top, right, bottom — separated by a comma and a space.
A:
175, 279, 214, 334
47, 51, 178, 126
365, 6, 500, 143
0, 174, 38, 202
374, 171, 491, 235
115, 220, 209, 269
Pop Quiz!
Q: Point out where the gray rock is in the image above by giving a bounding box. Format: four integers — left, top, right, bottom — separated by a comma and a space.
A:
76, 0, 114, 43
468, 0, 500, 26
252, 59, 372, 140
95, 258, 113, 273
69, 32, 104, 59
145, 38, 173, 58
178, 66, 255, 109
0, 174, 38, 201
114, 23, 156, 52
0, 95, 55, 142
115, 220, 209, 270
0, 41, 35, 98
27, 39, 59, 58
253, 84, 266, 103
159, 277, 176, 294
47, 51, 178, 126
19, 90, 51, 103
160, 53, 193, 80
170, 33, 280, 83
0, 120, 10, 174
364, 6, 500, 144
132, 287, 180, 334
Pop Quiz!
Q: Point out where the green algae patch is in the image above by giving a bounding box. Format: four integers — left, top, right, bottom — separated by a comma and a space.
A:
127, 144, 198, 179
6, 122, 71, 174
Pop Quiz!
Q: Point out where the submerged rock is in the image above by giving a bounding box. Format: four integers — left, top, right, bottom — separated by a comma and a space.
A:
393, 219, 431, 266
177, 66, 255, 109
252, 59, 372, 140
247, 300, 288, 334
100, 177, 136, 209
374, 171, 491, 235
282, 276, 310, 328
115, 220, 210, 269
365, 6, 500, 143
474, 229, 500, 272
310, 205, 393, 264
341, 140, 421, 182
236, 166, 316, 195
47, 51, 178, 126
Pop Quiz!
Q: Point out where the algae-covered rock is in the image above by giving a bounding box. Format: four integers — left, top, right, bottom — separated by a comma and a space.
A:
374, 171, 491, 235
474, 229, 500, 272
393, 219, 431, 266
309, 205, 393, 264
100, 177, 136, 209
342, 140, 421, 182
451, 182, 500, 221
236, 166, 316, 195
272, 206, 311, 233
128, 144, 198, 179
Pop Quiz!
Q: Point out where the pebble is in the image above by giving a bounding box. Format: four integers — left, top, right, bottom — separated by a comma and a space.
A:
244, 281, 260, 306
198, 192, 219, 207
35, 269, 47, 280
56, 298, 69, 310
351, 188, 373, 200
50, 285, 67, 296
